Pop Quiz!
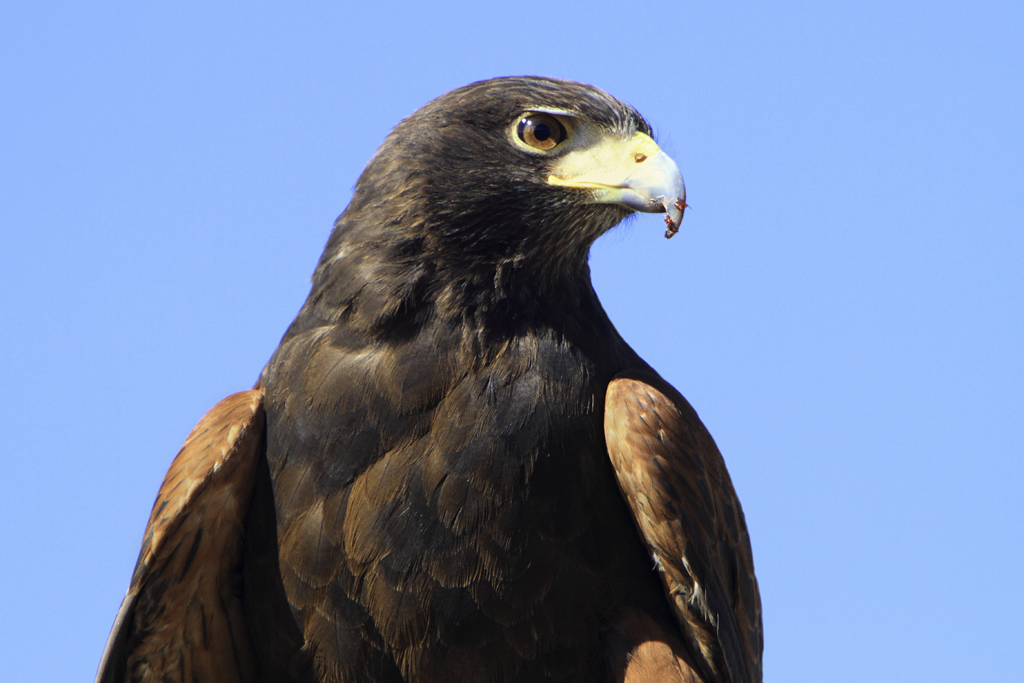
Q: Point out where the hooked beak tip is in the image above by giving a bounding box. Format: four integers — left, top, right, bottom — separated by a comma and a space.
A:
663, 197, 688, 239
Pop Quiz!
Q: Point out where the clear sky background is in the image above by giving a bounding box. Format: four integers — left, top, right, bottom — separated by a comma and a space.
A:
2, 2, 1022, 681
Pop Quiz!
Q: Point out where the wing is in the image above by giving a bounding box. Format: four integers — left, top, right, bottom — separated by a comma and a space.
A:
96, 389, 266, 683
604, 370, 762, 683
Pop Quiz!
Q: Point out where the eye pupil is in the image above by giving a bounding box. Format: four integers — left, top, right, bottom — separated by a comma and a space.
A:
516, 114, 567, 151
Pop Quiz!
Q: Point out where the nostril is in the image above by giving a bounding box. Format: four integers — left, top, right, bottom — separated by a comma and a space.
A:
634, 153, 647, 163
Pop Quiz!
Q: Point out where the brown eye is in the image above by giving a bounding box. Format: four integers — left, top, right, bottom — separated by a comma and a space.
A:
517, 113, 568, 151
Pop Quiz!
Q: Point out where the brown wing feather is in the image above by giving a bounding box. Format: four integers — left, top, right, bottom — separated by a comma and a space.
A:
96, 389, 266, 683
604, 371, 762, 683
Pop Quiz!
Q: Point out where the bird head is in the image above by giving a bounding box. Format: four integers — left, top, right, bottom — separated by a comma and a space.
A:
332, 77, 685, 278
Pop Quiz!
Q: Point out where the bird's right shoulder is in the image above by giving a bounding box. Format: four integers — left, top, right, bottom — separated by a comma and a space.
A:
96, 389, 266, 683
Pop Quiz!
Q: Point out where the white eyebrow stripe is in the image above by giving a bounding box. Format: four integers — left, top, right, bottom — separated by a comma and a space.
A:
522, 107, 577, 118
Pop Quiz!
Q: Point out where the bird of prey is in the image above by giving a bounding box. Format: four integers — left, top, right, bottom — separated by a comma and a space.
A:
97, 76, 761, 683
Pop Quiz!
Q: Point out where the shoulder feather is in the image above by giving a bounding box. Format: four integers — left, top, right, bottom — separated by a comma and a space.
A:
604, 371, 762, 683
96, 389, 265, 683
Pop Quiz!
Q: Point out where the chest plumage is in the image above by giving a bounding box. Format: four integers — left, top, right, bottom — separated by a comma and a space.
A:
260, 309, 666, 681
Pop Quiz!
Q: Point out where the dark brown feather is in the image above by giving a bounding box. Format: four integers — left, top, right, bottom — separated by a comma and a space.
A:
96, 390, 265, 683
605, 370, 763, 683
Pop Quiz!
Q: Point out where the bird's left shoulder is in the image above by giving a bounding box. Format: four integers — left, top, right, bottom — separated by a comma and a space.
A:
603, 368, 763, 683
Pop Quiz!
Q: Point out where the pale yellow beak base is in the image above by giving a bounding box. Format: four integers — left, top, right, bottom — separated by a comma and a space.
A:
548, 132, 686, 237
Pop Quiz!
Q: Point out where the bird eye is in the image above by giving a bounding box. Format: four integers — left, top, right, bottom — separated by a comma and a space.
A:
517, 113, 568, 151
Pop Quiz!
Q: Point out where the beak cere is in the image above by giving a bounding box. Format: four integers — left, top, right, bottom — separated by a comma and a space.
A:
547, 132, 687, 238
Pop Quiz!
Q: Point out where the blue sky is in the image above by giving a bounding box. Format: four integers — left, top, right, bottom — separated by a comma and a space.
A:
2, 2, 1022, 681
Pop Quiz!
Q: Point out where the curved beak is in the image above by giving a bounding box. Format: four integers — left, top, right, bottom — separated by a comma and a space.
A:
548, 132, 687, 238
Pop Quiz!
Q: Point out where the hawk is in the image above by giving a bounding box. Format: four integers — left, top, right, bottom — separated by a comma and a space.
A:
97, 76, 761, 683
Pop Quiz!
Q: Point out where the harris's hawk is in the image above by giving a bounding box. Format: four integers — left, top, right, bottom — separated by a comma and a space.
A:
97, 77, 762, 683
